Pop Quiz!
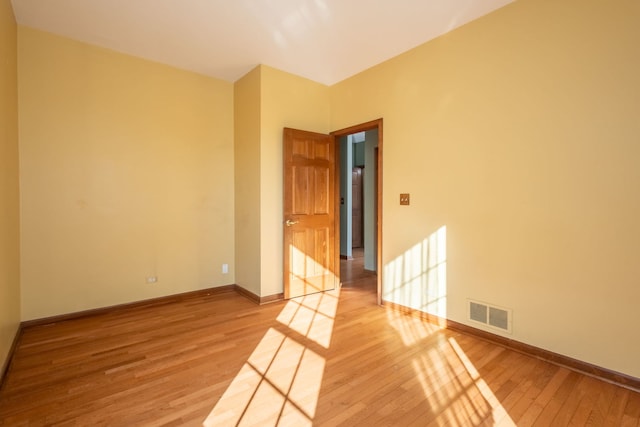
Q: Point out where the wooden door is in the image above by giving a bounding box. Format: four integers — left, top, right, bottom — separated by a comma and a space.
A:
351, 167, 363, 248
283, 128, 337, 299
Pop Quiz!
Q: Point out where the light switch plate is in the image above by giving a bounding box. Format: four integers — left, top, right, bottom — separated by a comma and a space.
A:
400, 193, 410, 205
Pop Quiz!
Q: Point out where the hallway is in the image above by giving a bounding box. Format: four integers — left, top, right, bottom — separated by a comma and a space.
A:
340, 248, 377, 289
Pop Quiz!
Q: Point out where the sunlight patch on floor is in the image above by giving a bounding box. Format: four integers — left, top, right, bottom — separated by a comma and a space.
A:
449, 337, 516, 426
385, 307, 442, 347
388, 308, 516, 425
277, 290, 338, 348
204, 289, 339, 426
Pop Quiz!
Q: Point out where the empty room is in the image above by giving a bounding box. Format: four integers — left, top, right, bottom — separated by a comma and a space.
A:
1, 0, 639, 425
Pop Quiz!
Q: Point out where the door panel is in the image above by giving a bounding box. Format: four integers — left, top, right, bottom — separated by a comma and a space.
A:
292, 167, 309, 214
314, 168, 329, 214
284, 128, 336, 299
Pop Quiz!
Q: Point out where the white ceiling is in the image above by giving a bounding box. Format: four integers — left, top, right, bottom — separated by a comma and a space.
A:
10, 0, 515, 85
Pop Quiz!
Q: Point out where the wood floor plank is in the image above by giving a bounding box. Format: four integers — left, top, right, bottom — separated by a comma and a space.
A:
505, 360, 557, 423
1, 251, 639, 426
622, 391, 640, 427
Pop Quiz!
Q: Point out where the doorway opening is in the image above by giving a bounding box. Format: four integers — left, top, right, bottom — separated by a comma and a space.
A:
331, 119, 382, 305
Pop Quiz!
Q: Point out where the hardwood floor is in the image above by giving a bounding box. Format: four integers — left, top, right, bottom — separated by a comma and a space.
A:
1, 254, 639, 426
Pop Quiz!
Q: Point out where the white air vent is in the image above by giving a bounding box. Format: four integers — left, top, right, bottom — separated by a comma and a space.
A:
467, 299, 512, 333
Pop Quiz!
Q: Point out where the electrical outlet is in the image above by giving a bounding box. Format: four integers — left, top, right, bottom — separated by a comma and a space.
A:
146, 276, 158, 284
222, 264, 229, 274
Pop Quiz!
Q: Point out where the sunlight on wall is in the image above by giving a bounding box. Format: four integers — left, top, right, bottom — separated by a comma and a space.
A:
383, 226, 447, 318
204, 289, 339, 426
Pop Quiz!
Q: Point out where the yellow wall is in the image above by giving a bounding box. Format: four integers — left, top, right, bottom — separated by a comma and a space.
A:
259, 66, 330, 296
0, 0, 20, 370
18, 27, 235, 320
234, 65, 330, 297
234, 67, 262, 296
330, 0, 640, 377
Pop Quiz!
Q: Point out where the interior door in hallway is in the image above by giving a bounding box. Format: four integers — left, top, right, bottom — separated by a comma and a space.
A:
283, 128, 337, 299
352, 167, 363, 248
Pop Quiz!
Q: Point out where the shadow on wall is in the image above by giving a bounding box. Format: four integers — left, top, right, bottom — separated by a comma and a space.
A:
383, 225, 448, 318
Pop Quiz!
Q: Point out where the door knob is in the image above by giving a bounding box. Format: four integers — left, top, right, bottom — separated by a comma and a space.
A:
285, 219, 299, 227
